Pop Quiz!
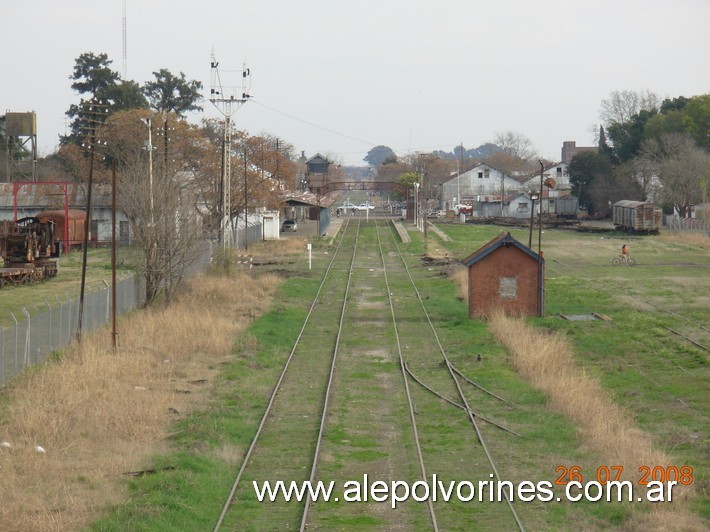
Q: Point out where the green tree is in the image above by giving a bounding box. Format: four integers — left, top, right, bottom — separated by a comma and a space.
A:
643, 109, 687, 142
64, 52, 148, 144
69, 52, 120, 97
683, 94, 710, 150
364, 145, 396, 167
106, 80, 149, 112
607, 109, 657, 163
398, 171, 420, 189
568, 151, 642, 216
143, 69, 203, 117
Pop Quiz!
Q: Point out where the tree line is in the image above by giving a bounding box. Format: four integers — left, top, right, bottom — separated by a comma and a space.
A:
4, 52, 299, 305
571, 90, 709, 217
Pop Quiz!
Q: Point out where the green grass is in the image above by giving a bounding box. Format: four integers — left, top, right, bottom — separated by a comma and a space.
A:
89, 223, 709, 530
0, 247, 135, 328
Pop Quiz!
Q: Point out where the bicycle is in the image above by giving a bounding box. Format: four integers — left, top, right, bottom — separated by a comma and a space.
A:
612, 254, 636, 266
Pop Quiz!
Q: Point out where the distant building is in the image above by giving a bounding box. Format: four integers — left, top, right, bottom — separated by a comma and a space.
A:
440, 163, 524, 213
503, 193, 534, 219
521, 162, 576, 215
561, 141, 597, 165
305, 153, 333, 195
0, 182, 132, 245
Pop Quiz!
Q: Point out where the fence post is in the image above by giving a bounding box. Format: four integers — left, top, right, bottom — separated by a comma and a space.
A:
103, 279, 110, 326
56, 296, 63, 348
22, 308, 30, 368
11, 312, 18, 377
46, 301, 52, 353
0, 326, 4, 384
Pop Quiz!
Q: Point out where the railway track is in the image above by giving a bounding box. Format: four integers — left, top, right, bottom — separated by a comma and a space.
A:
214, 215, 523, 530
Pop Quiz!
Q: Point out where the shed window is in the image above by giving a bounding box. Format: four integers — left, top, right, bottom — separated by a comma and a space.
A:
499, 277, 517, 299
478, 172, 483, 179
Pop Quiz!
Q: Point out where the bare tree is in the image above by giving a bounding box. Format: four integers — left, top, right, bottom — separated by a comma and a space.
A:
106, 110, 209, 305
489, 132, 538, 175
494, 131, 536, 160
639, 133, 709, 217
600, 90, 661, 126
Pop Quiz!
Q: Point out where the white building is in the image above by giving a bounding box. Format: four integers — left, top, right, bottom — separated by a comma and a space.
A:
521, 162, 572, 193
440, 163, 525, 214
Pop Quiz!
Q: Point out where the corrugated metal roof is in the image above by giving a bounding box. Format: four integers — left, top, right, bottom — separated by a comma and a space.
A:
0, 182, 113, 209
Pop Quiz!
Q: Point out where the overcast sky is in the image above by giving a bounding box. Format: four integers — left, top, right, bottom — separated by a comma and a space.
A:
2, 0, 709, 166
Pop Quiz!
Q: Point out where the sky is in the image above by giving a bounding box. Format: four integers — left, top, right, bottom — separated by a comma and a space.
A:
2, 0, 709, 167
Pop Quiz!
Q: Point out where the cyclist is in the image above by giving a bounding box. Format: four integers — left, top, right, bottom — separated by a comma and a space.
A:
621, 244, 629, 265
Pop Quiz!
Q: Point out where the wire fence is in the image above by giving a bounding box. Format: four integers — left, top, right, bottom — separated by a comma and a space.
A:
0, 275, 146, 385
0, 227, 264, 386
666, 216, 710, 235
233, 221, 263, 249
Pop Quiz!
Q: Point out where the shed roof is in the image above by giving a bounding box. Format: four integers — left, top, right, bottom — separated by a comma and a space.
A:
613, 200, 648, 208
305, 153, 332, 164
281, 190, 338, 208
463, 232, 543, 267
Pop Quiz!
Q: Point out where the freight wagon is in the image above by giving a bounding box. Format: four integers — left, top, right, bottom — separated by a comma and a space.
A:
36, 209, 87, 250
612, 200, 661, 234
555, 195, 579, 218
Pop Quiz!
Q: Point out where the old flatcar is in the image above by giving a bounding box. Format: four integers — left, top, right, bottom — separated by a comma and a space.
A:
612, 200, 661, 234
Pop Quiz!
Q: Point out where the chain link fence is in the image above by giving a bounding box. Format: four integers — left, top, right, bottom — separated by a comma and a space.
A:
666, 216, 710, 235
0, 275, 146, 385
0, 236, 231, 386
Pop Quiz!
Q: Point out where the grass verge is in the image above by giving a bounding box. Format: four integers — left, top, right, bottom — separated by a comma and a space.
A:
0, 267, 280, 530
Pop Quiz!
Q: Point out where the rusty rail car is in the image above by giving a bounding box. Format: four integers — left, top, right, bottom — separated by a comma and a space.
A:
612, 200, 662, 234
0, 217, 59, 287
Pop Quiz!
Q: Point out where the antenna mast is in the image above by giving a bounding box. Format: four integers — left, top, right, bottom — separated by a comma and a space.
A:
122, 0, 127, 79
209, 52, 251, 249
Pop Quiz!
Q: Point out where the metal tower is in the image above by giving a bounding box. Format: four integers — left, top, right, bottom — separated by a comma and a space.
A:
4, 112, 37, 182
209, 53, 251, 248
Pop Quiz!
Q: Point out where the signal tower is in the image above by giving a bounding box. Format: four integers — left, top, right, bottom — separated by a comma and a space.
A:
209, 53, 251, 248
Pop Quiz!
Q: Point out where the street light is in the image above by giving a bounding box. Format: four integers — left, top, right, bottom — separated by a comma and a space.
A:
414, 182, 420, 230
140, 117, 155, 226
528, 191, 539, 249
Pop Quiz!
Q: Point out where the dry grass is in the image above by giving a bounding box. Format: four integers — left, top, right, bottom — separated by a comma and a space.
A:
248, 237, 311, 257
451, 266, 468, 302
0, 271, 280, 531
658, 232, 710, 250
487, 312, 704, 529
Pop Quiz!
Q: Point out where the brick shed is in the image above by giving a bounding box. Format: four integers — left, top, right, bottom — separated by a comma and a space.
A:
463, 232, 544, 318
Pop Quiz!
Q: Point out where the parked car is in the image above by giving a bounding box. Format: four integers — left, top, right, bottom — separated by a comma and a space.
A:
356, 203, 375, 211
281, 219, 298, 232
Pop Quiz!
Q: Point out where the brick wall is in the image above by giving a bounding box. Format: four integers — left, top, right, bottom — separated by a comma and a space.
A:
468, 245, 542, 318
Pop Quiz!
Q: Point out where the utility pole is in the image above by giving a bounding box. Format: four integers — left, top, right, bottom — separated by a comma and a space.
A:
141, 118, 155, 225
244, 147, 248, 251
76, 99, 108, 342
457, 142, 463, 208
537, 160, 544, 317
210, 53, 251, 250
111, 159, 118, 351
